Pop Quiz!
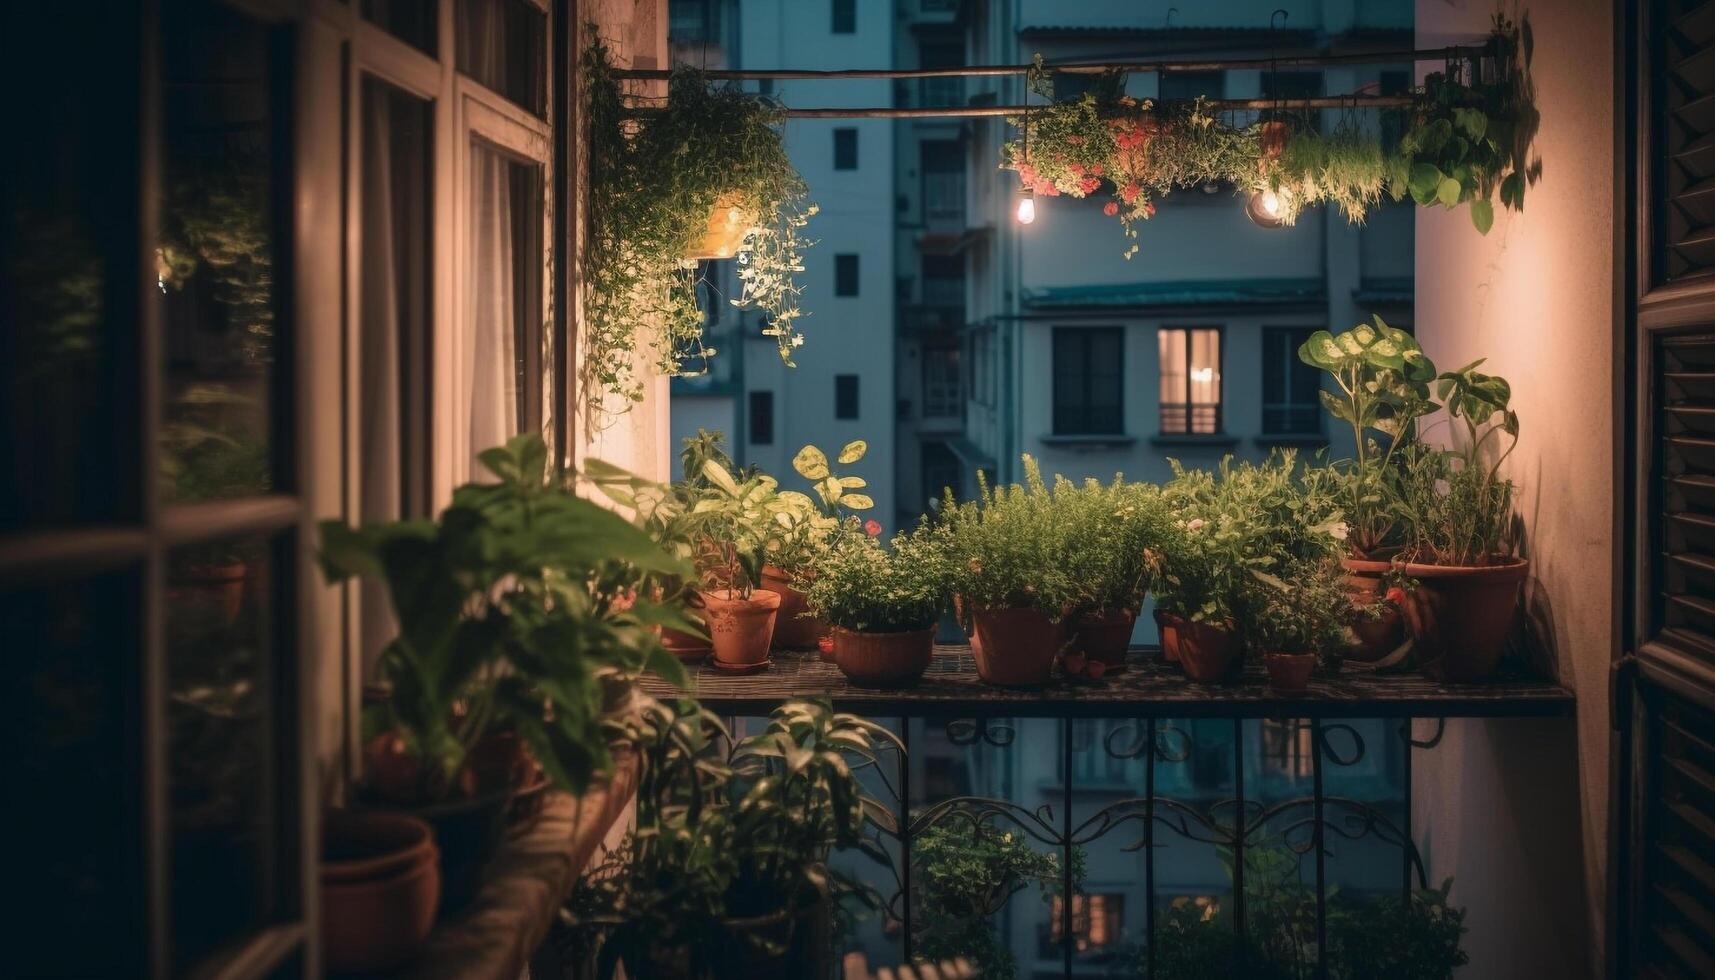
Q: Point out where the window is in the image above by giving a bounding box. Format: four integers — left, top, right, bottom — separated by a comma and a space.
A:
922, 347, 962, 418
835, 374, 860, 419
1046, 893, 1126, 955
668, 0, 720, 44
466, 139, 545, 470
749, 391, 774, 445
833, 127, 858, 170
1158, 327, 1222, 434
918, 39, 963, 107
1261, 719, 1314, 778
835, 253, 860, 296
1262, 327, 1322, 435
363, 0, 438, 55
921, 441, 962, 506
456, 0, 548, 116
831, 0, 855, 34
1159, 69, 1223, 102
920, 253, 963, 308
920, 139, 964, 222
1053, 328, 1123, 435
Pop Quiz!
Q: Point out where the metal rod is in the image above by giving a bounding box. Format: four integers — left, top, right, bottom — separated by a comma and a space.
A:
1145, 716, 1157, 980
901, 717, 913, 965
1313, 719, 1329, 980
610, 43, 1490, 81
620, 94, 1414, 120
1402, 718, 1413, 904
1233, 718, 1247, 957
1063, 716, 1075, 978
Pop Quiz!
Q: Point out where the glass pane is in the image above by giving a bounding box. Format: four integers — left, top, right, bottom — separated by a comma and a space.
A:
363, 0, 438, 56
467, 140, 544, 477
457, 0, 547, 115
1157, 329, 1187, 405
2, 8, 137, 531
1190, 329, 1221, 433
167, 533, 277, 971
8, 569, 143, 976
159, 0, 280, 504
360, 76, 434, 674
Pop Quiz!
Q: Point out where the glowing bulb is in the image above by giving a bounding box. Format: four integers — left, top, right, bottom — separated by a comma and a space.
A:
1246, 188, 1287, 228
1259, 190, 1281, 217
1016, 192, 1036, 225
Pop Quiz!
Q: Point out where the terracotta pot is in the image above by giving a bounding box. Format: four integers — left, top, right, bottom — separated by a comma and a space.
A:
969, 606, 1065, 687
700, 589, 781, 669
684, 191, 755, 260
1348, 600, 1406, 663
953, 594, 982, 657
832, 627, 935, 688
1340, 553, 1398, 599
1072, 608, 1136, 671
169, 562, 248, 625
1153, 608, 1181, 664
1400, 558, 1530, 682
1259, 120, 1291, 160
761, 565, 832, 653
1264, 652, 1316, 694
1166, 614, 1238, 683
321, 811, 440, 973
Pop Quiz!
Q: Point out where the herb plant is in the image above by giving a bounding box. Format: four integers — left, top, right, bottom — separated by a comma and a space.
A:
804, 527, 950, 634
940, 456, 1076, 616
1056, 476, 1173, 616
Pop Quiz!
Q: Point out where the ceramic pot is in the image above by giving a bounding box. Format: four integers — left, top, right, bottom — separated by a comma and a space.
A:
684, 192, 756, 260
1349, 600, 1406, 663
321, 811, 439, 973
761, 565, 832, 654
1264, 652, 1316, 694
832, 627, 935, 688
1340, 552, 1400, 598
970, 606, 1064, 687
659, 595, 712, 664
1071, 608, 1136, 671
1153, 608, 1181, 664
1166, 614, 1238, 683
700, 589, 781, 669
1399, 558, 1530, 682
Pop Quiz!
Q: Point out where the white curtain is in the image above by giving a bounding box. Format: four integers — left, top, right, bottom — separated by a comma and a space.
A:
465, 140, 519, 479
359, 82, 402, 669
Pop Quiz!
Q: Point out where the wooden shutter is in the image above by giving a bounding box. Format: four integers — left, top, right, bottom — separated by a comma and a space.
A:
1661, 1, 1715, 282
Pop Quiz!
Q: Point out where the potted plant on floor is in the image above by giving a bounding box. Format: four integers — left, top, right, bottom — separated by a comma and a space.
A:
564, 698, 899, 979
765, 440, 877, 655
1395, 361, 1526, 681
942, 457, 1075, 687
1060, 477, 1171, 673
319, 434, 694, 910
1243, 559, 1353, 693
804, 525, 949, 687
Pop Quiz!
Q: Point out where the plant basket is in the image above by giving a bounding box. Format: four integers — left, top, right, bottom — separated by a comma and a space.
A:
1072, 608, 1137, 671
700, 588, 781, 670
832, 627, 935, 688
684, 191, 755, 260
762, 565, 832, 654
970, 606, 1064, 687
1167, 615, 1238, 684
321, 811, 440, 974
1399, 558, 1529, 682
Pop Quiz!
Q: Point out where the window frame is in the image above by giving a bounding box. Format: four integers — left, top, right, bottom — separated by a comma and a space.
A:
834, 252, 860, 297
835, 373, 860, 420
748, 390, 775, 446
831, 0, 855, 35
1157, 325, 1224, 436
1052, 326, 1125, 436
921, 345, 962, 419
1260, 325, 1323, 436
833, 126, 858, 170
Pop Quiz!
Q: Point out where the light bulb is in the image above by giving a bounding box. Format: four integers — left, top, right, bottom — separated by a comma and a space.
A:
1246, 188, 1287, 228
1016, 193, 1036, 225
1259, 190, 1281, 217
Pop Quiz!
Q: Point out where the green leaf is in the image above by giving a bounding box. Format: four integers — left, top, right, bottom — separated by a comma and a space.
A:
1470, 198, 1494, 235
1500, 171, 1525, 211
700, 458, 741, 496
1453, 107, 1488, 140
1408, 163, 1443, 206
1436, 176, 1463, 208
792, 445, 830, 481
840, 493, 875, 510
836, 440, 867, 464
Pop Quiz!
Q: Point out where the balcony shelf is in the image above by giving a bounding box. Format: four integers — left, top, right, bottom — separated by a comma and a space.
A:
641, 646, 1574, 720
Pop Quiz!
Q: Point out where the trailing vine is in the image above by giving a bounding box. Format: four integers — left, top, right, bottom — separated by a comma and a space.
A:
583, 38, 816, 425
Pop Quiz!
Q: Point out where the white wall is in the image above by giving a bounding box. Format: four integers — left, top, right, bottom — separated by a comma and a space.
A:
1412, 3, 1616, 977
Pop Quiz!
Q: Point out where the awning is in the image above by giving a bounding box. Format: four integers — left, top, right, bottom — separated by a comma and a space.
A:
1021, 277, 1326, 311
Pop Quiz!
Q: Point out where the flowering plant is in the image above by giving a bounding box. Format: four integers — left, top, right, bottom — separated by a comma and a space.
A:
939, 456, 1077, 616
1056, 476, 1173, 616
804, 528, 949, 634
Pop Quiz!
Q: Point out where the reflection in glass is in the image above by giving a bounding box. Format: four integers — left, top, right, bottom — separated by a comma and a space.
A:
359, 76, 434, 674
159, 0, 278, 503
7, 571, 140, 976
363, 0, 438, 55
466, 140, 543, 477
167, 533, 275, 971
457, 0, 548, 115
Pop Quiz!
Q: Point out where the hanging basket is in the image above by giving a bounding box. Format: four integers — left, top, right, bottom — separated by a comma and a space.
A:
684, 191, 756, 260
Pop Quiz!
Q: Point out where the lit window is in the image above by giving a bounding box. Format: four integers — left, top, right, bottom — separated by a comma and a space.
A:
1262, 327, 1322, 435
1158, 327, 1222, 434
1046, 893, 1126, 954
1053, 327, 1123, 435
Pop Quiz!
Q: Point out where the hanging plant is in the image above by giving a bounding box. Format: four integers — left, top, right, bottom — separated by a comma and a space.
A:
584, 40, 817, 424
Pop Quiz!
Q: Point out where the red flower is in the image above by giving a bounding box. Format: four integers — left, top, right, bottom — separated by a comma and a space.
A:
865, 519, 883, 538
818, 635, 835, 656
1086, 660, 1108, 680
1385, 586, 1408, 605
1067, 163, 1085, 177
1143, 201, 1156, 216
1103, 201, 1120, 217
1120, 182, 1141, 204
1089, 163, 1104, 176
1079, 178, 1100, 194
1064, 653, 1087, 676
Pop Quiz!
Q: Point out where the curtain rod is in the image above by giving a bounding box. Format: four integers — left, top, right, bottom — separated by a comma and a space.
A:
621, 95, 1416, 120
610, 44, 1492, 82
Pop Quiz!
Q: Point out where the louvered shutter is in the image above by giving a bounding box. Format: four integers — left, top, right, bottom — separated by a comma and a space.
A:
1642, 690, 1715, 977
1662, 335, 1715, 657
1663, 1, 1715, 282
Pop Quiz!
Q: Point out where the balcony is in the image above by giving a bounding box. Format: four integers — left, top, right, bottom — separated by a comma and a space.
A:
923, 171, 966, 226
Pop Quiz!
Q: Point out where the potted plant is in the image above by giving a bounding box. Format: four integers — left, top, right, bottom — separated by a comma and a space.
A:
320, 811, 439, 973
678, 454, 799, 672
1060, 477, 1171, 672
1243, 560, 1353, 694
1396, 362, 1527, 681
1152, 515, 1244, 683
319, 434, 694, 907
765, 440, 877, 655
942, 458, 1076, 686
564, 698, 898, 978
805, 526, 948, 688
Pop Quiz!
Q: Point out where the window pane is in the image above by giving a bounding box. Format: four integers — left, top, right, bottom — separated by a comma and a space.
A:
832, 0, 855, 34
2, 7, 137, 530
9, 570, 143, 976
1159, 70, 1223, 102
159, 0, 280, 504
923, 347, 961, 418
1190, 328, 1221, 433
749, 391, 774, 445
835, 374, 860, 419
1158, 329, 1187, 404
360, 76, 434, 673
363, 0, 438, 56
835, 253, 860, 296
834, 128, 858, 170
167, 532, 279, 971
467, 140, 544, 476
458, 0, 548, 115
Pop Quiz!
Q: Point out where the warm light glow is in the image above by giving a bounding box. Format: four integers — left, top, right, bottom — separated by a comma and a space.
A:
1258, 190, 1281, 217
1016, 192, 1036, 225
1191, 366, 1214, 384
1245, 188, 1287, 228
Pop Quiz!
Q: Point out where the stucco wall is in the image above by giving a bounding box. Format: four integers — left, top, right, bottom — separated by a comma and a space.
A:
1412, 3, 1617, 977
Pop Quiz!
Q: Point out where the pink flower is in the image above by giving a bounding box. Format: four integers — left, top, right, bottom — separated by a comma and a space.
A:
1120, 182, 1141, 204
1064, 653, 1087, 676
1103, 201, 1120, 217
1143, 201, 1156, 216
1068, 163, 1085, 177
1089, 163, 1104, 176
1079, 177, 1100, 194
1385, 586, 1408, 605
865, 519, 883, 538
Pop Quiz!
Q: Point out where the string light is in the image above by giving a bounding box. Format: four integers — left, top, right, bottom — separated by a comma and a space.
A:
1246, 188, 1286, 228
1016, 188, 1036, 225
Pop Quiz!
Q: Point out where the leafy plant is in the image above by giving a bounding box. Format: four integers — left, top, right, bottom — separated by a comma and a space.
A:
803, 526, 950, 634
563, 698, 900, 978
584, 41, 816, 426
913, 821, 1084, 980
1243, 558, 1354, 662
318, 433, 694, 801
768, 440, 876, 579
1055, 476, 1172, 616
939, 456, 1077, 616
